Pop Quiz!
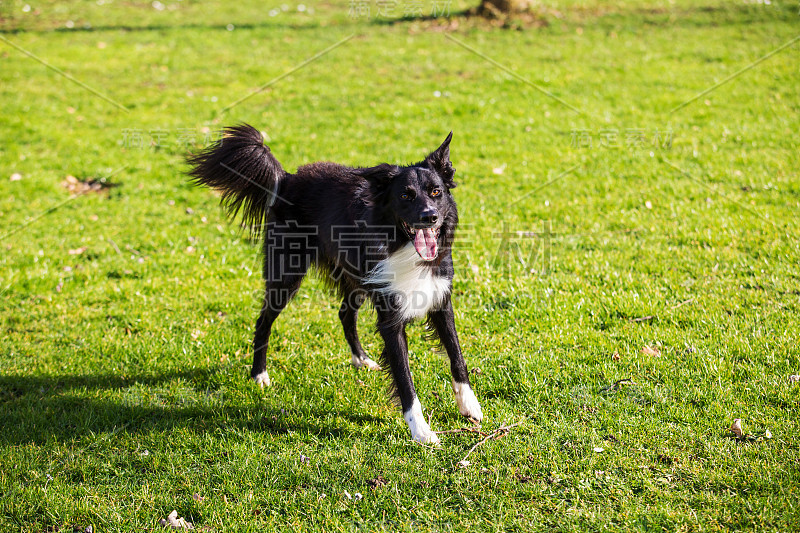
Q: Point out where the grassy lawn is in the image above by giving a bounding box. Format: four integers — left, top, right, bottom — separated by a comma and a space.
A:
1, 0, 799, 530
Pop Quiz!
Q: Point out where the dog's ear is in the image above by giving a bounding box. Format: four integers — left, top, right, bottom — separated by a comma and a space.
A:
361, 163, 399, 189
425, 131, 456, 188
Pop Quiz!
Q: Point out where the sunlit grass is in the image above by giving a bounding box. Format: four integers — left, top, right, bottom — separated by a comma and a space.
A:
1, 0, 799, 531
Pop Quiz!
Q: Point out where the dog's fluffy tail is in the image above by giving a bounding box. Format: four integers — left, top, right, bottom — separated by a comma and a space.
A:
187, 124, 284, 237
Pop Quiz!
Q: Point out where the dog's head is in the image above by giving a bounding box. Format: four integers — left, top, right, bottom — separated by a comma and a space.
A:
365, 133, 457, 262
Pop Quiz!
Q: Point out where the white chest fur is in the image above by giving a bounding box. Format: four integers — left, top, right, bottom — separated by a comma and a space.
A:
365, 242, 451, 321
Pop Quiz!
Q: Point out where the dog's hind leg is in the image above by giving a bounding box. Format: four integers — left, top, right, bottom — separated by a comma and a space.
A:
376, 307, 440, 444
251, 261, 307, 387
339, 289, 381, 371
428, 297, 483, 422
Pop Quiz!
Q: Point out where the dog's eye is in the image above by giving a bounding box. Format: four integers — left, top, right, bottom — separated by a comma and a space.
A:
431, 188, 442, 197
400, 192, 412, 201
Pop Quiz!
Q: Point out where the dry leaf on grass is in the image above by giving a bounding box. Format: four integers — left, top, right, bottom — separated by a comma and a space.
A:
728, 419, 743, 439
159, 510, 194, 530
642, 345, 661, 357
727, 419, 772, 442
62, 174, 120, 195
367, 475, 387, 490
515, 472, 532, 483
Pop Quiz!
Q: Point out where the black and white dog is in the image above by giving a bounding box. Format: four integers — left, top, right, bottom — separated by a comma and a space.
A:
187, 125, 482, 443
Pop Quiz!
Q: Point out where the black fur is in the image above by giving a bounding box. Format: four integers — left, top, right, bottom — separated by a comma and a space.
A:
187, 124, 284, 238
187, 124, 477, 441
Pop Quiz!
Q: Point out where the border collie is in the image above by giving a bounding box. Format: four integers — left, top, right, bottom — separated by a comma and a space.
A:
187, 125, 482, 443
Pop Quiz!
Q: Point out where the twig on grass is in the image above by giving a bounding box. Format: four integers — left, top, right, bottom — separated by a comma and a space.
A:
435, 427, 490, 437
107, 237, 123, 255
600, 378, 635, 393
671, 297, 696, 310
456, 420, 525, 468
627, 297, 698, 324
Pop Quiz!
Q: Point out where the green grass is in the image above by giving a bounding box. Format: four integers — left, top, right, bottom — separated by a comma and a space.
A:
1, 0, 799, 530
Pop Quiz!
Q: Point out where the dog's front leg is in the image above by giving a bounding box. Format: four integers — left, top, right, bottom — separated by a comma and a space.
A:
428, 297, 483, 422
376, 309, 440, 445
339, 289, 381, 371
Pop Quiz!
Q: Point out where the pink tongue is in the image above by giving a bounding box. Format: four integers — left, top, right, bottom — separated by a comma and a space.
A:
413, 228, 438, 261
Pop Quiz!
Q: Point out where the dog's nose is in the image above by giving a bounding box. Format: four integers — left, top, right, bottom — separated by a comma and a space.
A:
420, 210, 438, 225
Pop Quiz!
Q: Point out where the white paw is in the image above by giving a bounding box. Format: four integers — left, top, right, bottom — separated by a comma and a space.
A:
452, 381, 483, 422
351, 354, 382, 371
404, 398, 440, 445
252, 370, 271, 387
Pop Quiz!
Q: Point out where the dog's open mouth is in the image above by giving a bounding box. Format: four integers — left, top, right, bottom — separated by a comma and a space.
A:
401, 221, 440, 262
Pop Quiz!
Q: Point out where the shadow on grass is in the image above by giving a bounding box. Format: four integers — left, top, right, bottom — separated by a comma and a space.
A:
2, 3, 795, 35
0, 21, 317, 35
380, 3, 793, 27
370, 7, 548, 31
0, 369, 383, 445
